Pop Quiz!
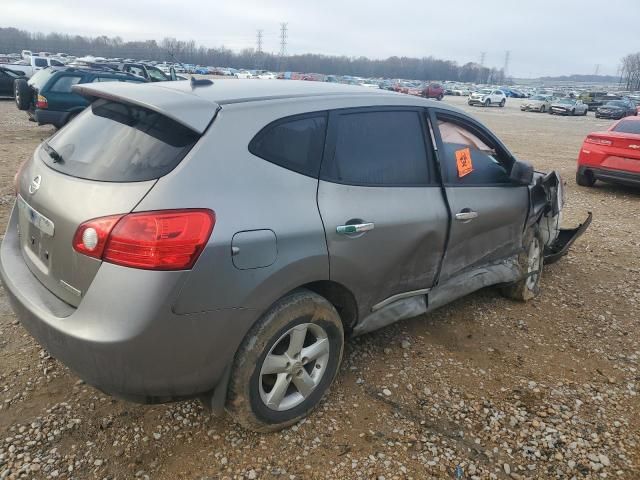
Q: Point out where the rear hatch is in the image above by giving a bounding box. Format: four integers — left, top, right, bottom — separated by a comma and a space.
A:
27, 68, 57, 111
16, 97, 209, 306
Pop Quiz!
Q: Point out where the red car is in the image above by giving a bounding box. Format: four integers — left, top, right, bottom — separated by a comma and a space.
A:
421, 82, 444, 100
576, 116, 640, 187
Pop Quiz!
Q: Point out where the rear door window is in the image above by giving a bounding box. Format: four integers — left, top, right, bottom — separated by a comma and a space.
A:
322, 109, 431, 186
49, 75, 82, 93
249, 113, 327, 178
43, 99, 200, 182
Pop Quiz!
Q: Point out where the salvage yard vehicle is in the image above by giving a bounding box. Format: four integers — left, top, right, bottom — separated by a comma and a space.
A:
549, 98, 588, 116
595, 99, 637, 120
0, 66, 25, 98
520, 94, 551, 113
468, 88, 506, 107
7, 56, 65, 78
0, 80, 590, 432
13, 66, 146, 128
576, 116, 640, 187
421, 82, 444, 100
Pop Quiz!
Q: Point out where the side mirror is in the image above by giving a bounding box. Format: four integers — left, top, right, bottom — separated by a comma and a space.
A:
169, 66, 177, 81
510, 160, 534, 185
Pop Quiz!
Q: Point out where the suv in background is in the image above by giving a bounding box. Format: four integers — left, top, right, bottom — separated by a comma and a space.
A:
421, 82, 444, 100
14, 66, 146, 128
580, 91, 621, 111
468, 88, 507, 107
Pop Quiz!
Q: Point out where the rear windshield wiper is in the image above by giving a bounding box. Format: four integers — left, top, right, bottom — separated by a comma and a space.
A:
43, 141, 64, 164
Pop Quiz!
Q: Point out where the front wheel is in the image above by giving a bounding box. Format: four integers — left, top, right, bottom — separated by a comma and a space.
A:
484, 99, 491, 107
226, 290, 344, 432
501, 227, 543, 301
540, 105, 546, 113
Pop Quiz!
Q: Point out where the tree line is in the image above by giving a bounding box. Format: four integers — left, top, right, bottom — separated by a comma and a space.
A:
621, 53, 640, 91
0, 27, 506, 83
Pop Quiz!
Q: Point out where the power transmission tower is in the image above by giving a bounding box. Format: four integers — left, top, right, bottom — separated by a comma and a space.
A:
594, 64, 600, 76
503, 50, 510, 79
256, 29, 263, 54
256, 29, 263, 69
277, 23, 288, 71
479, 52, 486, 67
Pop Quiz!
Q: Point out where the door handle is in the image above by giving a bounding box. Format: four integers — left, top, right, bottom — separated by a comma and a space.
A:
336, 222, 375, 234
455, 210, 479, 222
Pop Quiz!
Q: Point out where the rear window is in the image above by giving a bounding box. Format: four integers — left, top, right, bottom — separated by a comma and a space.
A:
28, 68, 56, 89
43, 99, 200, 182
612, 120, 640, 135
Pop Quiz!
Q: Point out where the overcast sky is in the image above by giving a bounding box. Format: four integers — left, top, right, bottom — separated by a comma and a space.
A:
2, 0, 638, 77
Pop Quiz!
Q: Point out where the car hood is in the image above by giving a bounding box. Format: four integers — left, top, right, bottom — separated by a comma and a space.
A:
598, 105, 623, 111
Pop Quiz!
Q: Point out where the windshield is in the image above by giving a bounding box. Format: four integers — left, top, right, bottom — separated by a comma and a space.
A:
613, 120, 640, 135
531, 95, 546, 100
479, 89, 492, 94
2, 68, 21, 79
147, 66, 168, 81
44, 99, 200, 182
605, 101, 625, 107
556, 99, 574, 105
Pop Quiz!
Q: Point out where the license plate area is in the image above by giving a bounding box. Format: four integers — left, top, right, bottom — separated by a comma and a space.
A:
17, 195, 55, 269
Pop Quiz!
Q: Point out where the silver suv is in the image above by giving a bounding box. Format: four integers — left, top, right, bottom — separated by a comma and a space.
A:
1, 80, 590, 432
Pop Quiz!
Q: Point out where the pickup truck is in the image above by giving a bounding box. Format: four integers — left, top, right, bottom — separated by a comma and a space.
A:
6, 56, 65, 78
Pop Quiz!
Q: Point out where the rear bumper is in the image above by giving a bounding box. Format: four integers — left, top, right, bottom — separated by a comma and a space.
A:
32, 109, 71, 128
0, 205, 257, 403
578, 166, 640, 187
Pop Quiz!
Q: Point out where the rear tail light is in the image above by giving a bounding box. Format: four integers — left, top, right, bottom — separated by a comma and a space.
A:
73, 209, 215, 270
585, 136, 612, 146
36, 94, 48, 109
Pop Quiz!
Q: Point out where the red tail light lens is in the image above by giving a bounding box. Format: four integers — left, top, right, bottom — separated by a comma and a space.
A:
73, 210, 215, 270
585, 136, 612, 146
36, 94, 48, 109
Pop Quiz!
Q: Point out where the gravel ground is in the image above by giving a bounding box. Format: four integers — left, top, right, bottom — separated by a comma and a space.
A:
0, 94, 638, 480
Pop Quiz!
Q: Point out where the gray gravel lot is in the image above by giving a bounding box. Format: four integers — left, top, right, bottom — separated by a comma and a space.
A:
0, 93, 638, 479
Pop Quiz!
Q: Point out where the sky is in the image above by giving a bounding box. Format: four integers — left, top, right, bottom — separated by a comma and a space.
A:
2, 0, 638, 77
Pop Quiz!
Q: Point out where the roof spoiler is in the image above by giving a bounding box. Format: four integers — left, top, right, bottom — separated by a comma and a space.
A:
72, 82, 219, 134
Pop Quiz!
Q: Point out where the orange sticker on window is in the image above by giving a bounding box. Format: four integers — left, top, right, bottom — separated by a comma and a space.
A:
455, 147, 473, 177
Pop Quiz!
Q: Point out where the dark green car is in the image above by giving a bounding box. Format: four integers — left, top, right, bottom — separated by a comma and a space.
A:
14, 66, 146, 128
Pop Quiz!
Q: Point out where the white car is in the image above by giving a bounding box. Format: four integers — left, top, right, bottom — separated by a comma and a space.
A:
256, 71, 277, 80
235, 70, 253, 79
468, 88, 507, 107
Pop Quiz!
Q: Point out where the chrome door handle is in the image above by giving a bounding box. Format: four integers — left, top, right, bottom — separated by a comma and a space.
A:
336, 222, 375, 234
455, 210, 478, 222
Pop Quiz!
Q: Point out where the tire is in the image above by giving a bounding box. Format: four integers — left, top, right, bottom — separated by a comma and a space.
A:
468, 100, 473, 106
501, 226, 544, 301
226, 289, 344, 432
437, 93, 444, 101
14, 79, 31, 111
484, 99, 491, 107
570, 109, 575, 116
576, 169, 595, 187
499, 99, 506, 107
540, 105, 546, 113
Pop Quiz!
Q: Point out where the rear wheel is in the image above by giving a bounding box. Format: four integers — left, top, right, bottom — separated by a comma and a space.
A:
437, 93, 444, 101
501, 227, 543, 301
576, 169, 595, 187
499, 99, 506, 107
227, 290, 344, 432
14, 79, 31, 111
583, 108, 588, 116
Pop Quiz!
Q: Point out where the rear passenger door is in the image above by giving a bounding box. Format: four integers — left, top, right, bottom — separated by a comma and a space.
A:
431, 110, 528, 283
317, 107, 449, 315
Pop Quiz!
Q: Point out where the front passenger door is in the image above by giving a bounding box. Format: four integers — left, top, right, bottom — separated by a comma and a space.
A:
431, 111, 528, 283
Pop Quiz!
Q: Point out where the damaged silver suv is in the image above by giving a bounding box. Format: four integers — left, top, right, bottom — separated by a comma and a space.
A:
0, 79, 590, 432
